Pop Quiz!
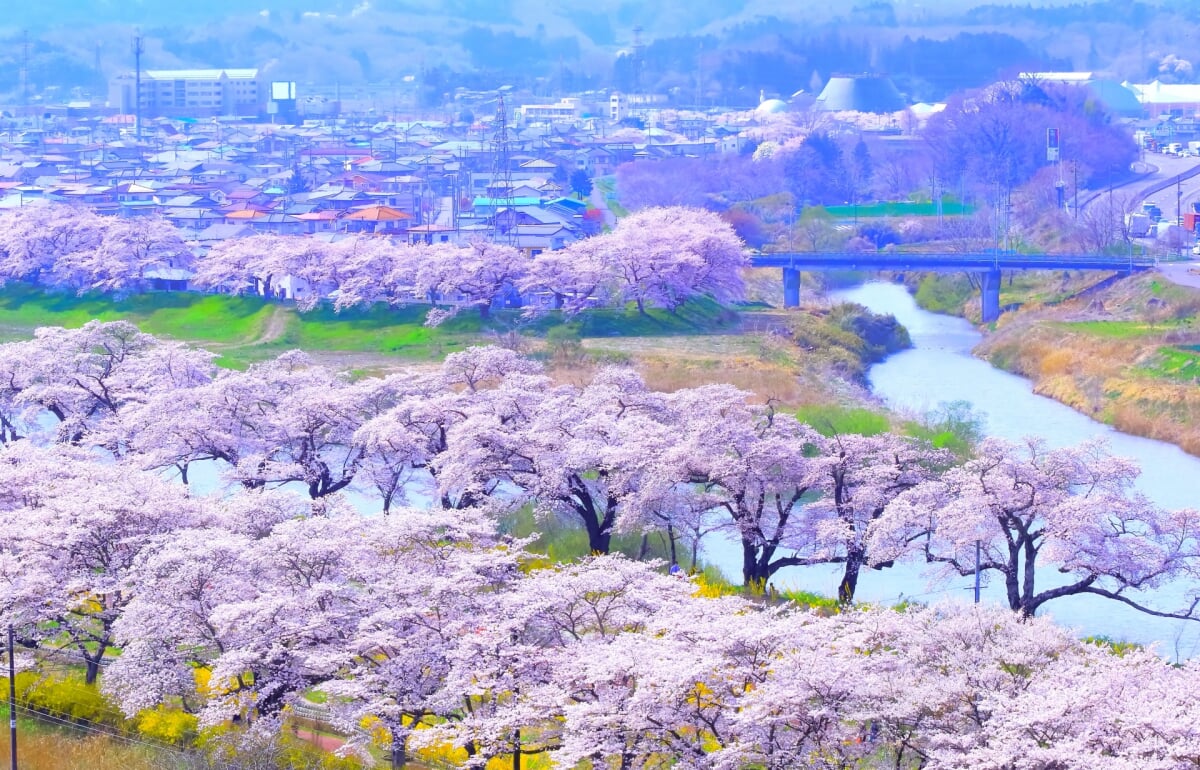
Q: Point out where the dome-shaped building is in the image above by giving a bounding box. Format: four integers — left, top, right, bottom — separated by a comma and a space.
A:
815, 74, 906, 113
755, 98, 789, 115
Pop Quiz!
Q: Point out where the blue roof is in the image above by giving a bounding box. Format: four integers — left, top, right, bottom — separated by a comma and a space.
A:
473, 196, 543, 207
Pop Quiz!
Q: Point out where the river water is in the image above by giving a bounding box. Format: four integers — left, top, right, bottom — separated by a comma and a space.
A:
704, 281, 1200, 659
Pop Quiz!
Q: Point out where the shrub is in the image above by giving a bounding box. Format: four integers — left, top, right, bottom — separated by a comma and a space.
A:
136, 706, 199, 746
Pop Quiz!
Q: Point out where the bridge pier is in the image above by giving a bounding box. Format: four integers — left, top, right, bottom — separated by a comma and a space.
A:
782, 267, 800, 308
980, 268, 1002, 323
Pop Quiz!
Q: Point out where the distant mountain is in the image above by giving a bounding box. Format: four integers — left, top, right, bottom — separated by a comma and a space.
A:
0, 1, 1187, 104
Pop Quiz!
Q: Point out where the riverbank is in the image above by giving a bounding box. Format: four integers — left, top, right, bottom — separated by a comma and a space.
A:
825, 282, 1200, 656
910, 270, 1200, 456
977, 272, 1200, 454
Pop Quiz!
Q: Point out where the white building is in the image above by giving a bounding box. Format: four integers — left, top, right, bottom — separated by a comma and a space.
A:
108, 68, 267, 119
519, 98, 583, 125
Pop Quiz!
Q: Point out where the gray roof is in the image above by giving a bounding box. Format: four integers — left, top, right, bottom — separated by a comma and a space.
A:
815, 75, 906, 113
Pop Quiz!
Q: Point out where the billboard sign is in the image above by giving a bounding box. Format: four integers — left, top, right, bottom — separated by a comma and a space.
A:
1047, 127, 1060, 161
271, 81, 297, 101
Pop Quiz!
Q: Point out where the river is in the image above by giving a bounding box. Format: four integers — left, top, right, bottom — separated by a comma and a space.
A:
705, 281, 1200, 659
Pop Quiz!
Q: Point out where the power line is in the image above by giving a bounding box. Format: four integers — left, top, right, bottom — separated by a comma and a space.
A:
11, 704, 190, 757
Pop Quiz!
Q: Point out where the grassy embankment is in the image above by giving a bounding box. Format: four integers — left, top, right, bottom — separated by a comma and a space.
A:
0, 282, 908, 412
913, 269, 1200, 454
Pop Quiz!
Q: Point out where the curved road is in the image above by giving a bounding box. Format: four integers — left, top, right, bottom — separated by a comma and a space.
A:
1078, 153, 1200, 217
1133, 153, 1200, 222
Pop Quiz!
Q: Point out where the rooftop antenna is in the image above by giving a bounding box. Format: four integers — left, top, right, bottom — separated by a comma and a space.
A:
487, 93, 516, 244
132, 29, 144, 142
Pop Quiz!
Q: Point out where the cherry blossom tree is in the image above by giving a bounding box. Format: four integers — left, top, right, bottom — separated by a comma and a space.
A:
520, 206, 747, 317
658, 385, 826, 586
437, 367, 674, 553
72, 216, 191, 294
193, 234, 336, 305
518, 238, 613, 314
191, 234, 271, 295
811, 432, 951, 604
0, 202, 107, 287
0, 320, 216, 446
108, 502, 525, 762
413, 555, 717, 769
871, 437, 1200, 619
352, 347, 547, 511
328, 236, 417, 310
0, 444, 207, 684
413, 239, 528, 324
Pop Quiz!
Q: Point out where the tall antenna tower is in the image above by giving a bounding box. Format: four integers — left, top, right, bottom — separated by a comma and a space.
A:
487, 93, 516, 244
631, 25, 645, 93
132, 30, 144, 142
19, 31, 29, 117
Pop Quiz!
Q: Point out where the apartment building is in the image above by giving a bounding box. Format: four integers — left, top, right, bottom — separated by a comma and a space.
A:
108, 68, 267, 119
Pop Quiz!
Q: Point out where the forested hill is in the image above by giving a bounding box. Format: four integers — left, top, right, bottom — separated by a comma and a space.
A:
1, 0, 1196, 104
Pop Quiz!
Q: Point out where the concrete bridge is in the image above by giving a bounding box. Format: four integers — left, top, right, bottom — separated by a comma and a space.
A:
749, 251, 1158, 322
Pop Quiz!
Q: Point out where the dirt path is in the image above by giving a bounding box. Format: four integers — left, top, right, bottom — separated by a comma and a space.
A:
256, 305, 290, 345
294, 727, 346, 752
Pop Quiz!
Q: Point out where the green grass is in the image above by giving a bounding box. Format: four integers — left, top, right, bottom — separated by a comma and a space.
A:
262, 303, 483, 357
794, 404, 891, 437
0, 284, 740, 369
568, 297, 738, 338
1053, 320, 1186, 339
1139, 346, 1200, 381
913, 274, 974, 316
0, 284, 275, 343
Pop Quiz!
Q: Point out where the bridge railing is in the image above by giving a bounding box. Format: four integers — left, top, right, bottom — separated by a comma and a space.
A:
748, 251, 1158, 270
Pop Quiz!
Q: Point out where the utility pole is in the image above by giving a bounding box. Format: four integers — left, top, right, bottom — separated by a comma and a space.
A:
1073, 160, 1079, 221
1174, 175, 1185, 259
132, 30, 144, 143
8, 623, 16, 770
973, 541, 981, 604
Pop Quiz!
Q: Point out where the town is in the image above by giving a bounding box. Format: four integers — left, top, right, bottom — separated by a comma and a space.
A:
7, 4, 1200, 770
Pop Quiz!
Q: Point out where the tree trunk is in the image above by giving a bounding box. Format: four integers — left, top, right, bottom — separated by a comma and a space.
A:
838, 556, 862, 606
84, 658, 101, 686
390, 728, 407, 769
741, 539, 767, 589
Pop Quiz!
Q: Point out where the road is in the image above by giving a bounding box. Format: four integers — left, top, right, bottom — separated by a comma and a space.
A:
1133, 153, 1200, 223
590, 178, 618, 229
1077, 154, 1200, 217
1155, 260, 1200, 289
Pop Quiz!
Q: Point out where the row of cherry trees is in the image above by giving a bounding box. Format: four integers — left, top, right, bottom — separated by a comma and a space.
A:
0, 203, 748, 322
0, 203, 191, 293
1, 438, 1198, 768
1, 324, 1199, 764
0, 321, 1197, 624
